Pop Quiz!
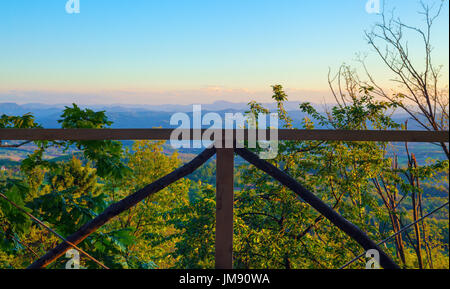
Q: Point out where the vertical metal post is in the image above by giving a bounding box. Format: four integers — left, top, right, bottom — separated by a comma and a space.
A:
215, 148, 234, 269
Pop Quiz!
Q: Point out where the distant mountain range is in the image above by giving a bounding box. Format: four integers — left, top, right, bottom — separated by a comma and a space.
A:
0, 101, 316, 128
0, 100, 318, 113
1, 101, 414, 129
1, 102, 446, 163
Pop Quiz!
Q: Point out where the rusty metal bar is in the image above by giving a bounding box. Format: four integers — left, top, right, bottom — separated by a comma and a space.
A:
27, 148, 216, 269
215, 148, 234, 269
0, 128, 448, 142
0, 192, 109, 269
340, 201, 449, 269
235, 148, 400, 269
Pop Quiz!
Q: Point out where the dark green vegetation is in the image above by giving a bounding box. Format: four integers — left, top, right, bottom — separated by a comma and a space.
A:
0, 84, 448, 269
1, 2, 449, 269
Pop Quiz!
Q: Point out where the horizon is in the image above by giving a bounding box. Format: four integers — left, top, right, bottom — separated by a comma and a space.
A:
0, 1, 449, 273
0, 100, 415, 118
1, 0, 448, 105
0, 96, 329, 108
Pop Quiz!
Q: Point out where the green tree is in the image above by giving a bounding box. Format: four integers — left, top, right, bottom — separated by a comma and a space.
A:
103, 140, 191, 268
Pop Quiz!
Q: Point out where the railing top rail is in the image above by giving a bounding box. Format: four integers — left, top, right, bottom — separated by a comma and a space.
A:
0, 128, 448, 142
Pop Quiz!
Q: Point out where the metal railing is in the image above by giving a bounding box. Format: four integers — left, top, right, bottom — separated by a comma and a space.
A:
1, 128, 448, 269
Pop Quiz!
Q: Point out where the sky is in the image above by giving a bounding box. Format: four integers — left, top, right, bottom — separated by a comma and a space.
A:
0, 0, 448, 105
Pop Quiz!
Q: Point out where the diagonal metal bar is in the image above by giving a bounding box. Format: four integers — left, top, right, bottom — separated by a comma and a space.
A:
235, 148, 400, 269
340, 201, 449, 269
1, 228, 40, 259
27, 147, 216, 269
0, 192, 109, 269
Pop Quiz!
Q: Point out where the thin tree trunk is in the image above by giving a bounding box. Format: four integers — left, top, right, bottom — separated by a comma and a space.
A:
409, 154, 423, 269
392, 213, 406, 265
413, 155, 433, 268
411, 190, 423, 269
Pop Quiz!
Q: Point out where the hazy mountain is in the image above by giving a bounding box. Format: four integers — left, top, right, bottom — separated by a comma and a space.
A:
0, 101, 311, 128
0, 102, 444, 163
1, 100, 324, 112
1, 101, 415, 129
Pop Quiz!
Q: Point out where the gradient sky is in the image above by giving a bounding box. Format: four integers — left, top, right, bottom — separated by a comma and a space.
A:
0, 0, 448, 105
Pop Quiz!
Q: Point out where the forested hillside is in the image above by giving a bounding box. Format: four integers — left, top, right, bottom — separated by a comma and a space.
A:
1, 83, 448, 268
1, 0, 448, 270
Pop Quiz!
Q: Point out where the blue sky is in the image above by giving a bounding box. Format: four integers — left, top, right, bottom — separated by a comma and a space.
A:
0, 0, 448, 105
